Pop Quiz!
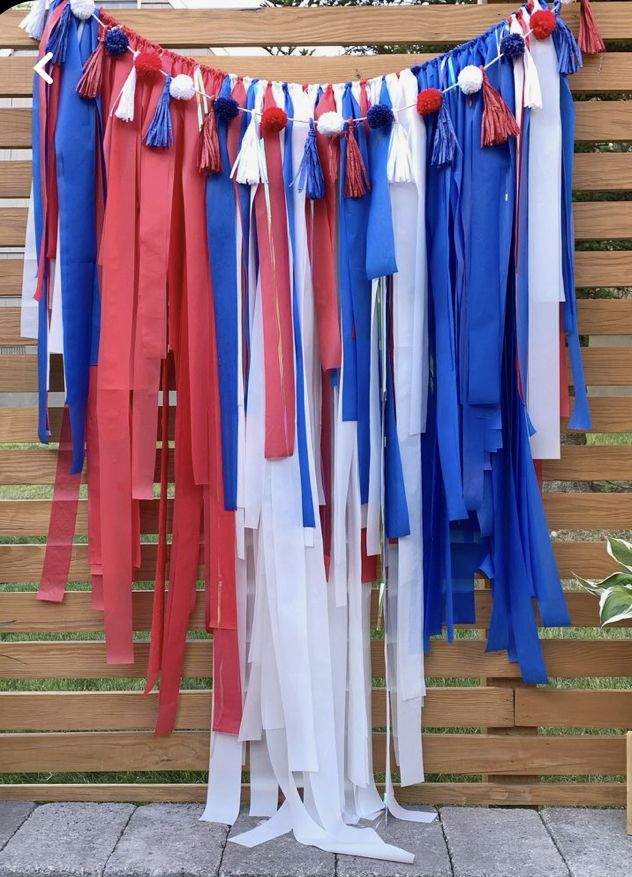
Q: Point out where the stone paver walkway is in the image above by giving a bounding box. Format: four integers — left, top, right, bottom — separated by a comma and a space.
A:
0, 802, 630, 877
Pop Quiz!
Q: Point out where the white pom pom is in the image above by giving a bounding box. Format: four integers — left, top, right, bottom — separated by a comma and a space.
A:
457, 65, 483, 96
19, 0, 47, 41
69, 0, 96, 21
169, 74, 195, 101
316, 111, 344, 137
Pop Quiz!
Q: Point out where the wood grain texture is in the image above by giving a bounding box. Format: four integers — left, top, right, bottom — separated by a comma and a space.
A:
1, 638, 630, 681
1, 444, 631, 487
0, 583, 625, 634
515, 689, 632, 729
0, 5, 624, 50
0, 781, 623, 806
0, 490, 629, 536
0, 686, 513, 732
0, 252, 620, 295
0, 730, 624, 775
2, 51, 631, 98
3, 301, 629, 347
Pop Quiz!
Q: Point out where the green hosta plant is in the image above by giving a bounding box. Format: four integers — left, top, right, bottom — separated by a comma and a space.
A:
577, 538, 632, 626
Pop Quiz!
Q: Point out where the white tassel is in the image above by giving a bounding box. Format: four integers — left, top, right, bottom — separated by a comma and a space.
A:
231, 116, 266, 186
387, 121, 413, 184
523, 46, 543, 110
114, 52, 139, 123
19, 0, 47, 41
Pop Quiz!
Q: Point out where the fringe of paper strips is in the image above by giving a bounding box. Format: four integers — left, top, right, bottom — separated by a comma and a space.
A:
21, 0, 602, 863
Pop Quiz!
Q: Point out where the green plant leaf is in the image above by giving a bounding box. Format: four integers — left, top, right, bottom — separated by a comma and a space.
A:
599, 584, 632, 626
606, 537, 632, 573
574, 573, 602, 595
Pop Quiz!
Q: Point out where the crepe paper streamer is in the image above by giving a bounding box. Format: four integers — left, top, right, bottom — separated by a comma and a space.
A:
170, 73, 196, 101
19, 0, 47, 41
387, 121, 414, 183
480, 68, 520, 147
530, 9, 557, 40
77, 33, 105, 99
317, 110, 345, 136
344, 119, 370, 198
297, 118, 325, 200
105, 26, 129, 56
417, 88, 442, 116
145, 75, 173, 149
457, 64, 483, 95
46, 1, 71, 65
135, 51, 163, 82
215, 95, 240, 121
114, 52, 139, 122
261, 106, 288, 135
500, 32, 526, 58
231, 115, 265, 185
199, 98, 222, 174
69, 0, 94, 21
431, 102, 458, 166
578, 0, 606, 55
554, 17, 583, 75
367, 102, 395, 130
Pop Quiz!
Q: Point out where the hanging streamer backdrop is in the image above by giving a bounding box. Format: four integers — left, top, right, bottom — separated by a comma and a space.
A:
20, 0, 603, 863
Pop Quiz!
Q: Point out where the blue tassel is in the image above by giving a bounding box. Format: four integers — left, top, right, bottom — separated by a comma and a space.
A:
144, 75, 173, 149
46, 2, 71, 66
297, 118, 324, 200
431, 102, 458, 167
554, 18, 583, 76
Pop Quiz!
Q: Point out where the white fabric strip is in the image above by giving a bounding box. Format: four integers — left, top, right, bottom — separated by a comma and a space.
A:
527, 7, 562, 460
20, 184, 39, 340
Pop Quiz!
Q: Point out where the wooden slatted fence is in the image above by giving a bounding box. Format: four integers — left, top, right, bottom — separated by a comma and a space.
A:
0, 1, 630, 807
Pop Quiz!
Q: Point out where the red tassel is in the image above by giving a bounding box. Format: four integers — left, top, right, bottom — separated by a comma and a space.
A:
344, 119, 370, 199
579, 0, 606, 55
76, 38, 105, 100
480, 68, 520, 148
199, 98, 222, 175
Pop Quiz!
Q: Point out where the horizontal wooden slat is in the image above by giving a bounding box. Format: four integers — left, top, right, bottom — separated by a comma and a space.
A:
0, 543, 160, 584
0, 259, 26, 296
1, 638, 630, 681
578, 347, 632, 385
0, 730, 625, 775
1, 489, 629, 536
576, 300, 632, 335
0, 582, 623, 635
575, 251, 632, 289
515, 689, 632, 729
0, 355, 63, 393
1, 442, 629, 487
1, 299, 628, 349
545, 492, 632, 530
0, 151, 628, 203
1, 103, 631, 151
574, 201, 632, 240
1, 5, 627, 50
0, 780, 623, 806
0, 208, 26, 249
2, 49, 631, 98
0, 686, 513, 732
563, 397, 632, 433
543, 445, 632, 481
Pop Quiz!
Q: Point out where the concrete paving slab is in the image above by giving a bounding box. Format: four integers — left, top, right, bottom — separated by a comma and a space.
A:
541, 808, 632, 877
0, 803, 36, 852
336, 811, 451, 877
440, 806, 569, 877
220, 809, 335, 877
0, 802, 135, 877
104, 803, 228, 877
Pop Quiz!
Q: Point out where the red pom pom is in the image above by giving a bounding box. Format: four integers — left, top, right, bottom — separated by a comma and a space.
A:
261, 106, 288, 135
530, 10, 557, 40
416, 88, 443, 116
134, 52, 163, 82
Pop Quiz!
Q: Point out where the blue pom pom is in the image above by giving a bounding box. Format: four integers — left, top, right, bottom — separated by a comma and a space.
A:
367, 103, 394, 130
500, 32, 526, 59
215, 95, 240, 123
105, 27, 129, 57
